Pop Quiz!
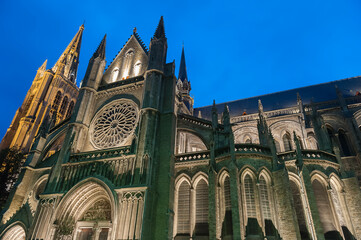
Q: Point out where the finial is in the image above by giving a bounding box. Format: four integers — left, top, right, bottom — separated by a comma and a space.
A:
133, 27, 137, 34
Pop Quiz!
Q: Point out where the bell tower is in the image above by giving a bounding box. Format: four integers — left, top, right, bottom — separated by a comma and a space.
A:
0, 25, 83, 152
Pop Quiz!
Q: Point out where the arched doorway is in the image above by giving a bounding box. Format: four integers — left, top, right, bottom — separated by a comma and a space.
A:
54, 181, 115, 240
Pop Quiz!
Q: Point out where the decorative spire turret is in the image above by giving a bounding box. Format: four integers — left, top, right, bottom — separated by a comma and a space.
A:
148, 16, 168, 71
257, 99, 269, 146
35, 59, 48, 79
222, 105, 231, 130
212, 100, 218, 129
294, 132, 303, 168
178, 46, 188, 82
92, 34, 106, 60
52, 24, 84, 83
153, 16, 166, 39
80, 34, 107, 90
39, 59, 47, 72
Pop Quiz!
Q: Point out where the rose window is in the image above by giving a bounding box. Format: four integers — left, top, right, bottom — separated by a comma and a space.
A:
90, 100, 138, 148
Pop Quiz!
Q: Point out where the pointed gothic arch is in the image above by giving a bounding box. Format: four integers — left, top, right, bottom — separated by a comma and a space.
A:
311, 176, 340, 238
174, 174, 192, 237
176, 130, 208, 154
66, 100, 75, 118
52, 91, 62, 111
194, 178, 209, 236
288, 178, 310, 239
218, 170, 233, 238
54, 179, 116, 239
338, 129, 353, 156
282, 132, 293, 152
59, 96, 69, 115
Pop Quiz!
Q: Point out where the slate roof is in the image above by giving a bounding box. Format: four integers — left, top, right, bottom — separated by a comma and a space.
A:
194, 76, 361, 120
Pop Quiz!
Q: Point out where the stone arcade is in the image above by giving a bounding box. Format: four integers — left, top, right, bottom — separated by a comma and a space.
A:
1, 17, 361, 240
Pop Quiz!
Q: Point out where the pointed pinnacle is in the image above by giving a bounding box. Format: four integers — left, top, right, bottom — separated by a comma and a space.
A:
258, 99, 264, 113
178, 45, 188, 82
93, 34, 106, 59
153, 16, 166, 39
39, 59, 47, 70
224, 104, 230, 114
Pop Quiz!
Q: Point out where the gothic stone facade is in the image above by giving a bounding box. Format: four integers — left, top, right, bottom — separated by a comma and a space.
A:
1, 17, 361, 240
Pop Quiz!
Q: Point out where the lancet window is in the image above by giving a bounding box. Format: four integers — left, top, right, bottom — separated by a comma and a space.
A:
66, 101, 75, 118
52, 91, 62, 111
282, 133, 293, 152
177, 181, 191, 235
312, 179, 338, 238
338, 130, 353, 156
290, 180, 309, 239
259, 176, 271, 220
175, 175, 209, 238
244, 174, 257, 218
59, 96, 68, 115
195, 179, 209, 235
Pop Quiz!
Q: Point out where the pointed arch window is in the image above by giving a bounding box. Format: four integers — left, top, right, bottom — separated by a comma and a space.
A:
66, 101, 75, 119
133, 61, 142, 76
338, 130, 353, 156
244, 174, 256, 218
290, 180, 309, 239
312, 179, 337, 236
59, 96, 68, 115
195, 179, 209, 235
52, 91, 62, 111
259, 176, 271, 220
282, 133, 293, 152
222, 176, 233, 238
111, 68, 119, 82
224, 177, 231, 210
177, 181, 191, 235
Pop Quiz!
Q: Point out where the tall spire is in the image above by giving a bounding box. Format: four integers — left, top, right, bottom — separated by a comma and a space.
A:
153, 16, 166, 39
52, 24, 84, 83
92, 34, 106, 60
178, 46, 188, 82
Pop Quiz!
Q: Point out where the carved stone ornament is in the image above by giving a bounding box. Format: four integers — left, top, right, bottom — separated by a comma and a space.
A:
90, 100, 138, 149
81, 199, 111, 221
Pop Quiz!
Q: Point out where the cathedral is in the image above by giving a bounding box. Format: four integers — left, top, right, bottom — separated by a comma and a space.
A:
1, 16, 361, 240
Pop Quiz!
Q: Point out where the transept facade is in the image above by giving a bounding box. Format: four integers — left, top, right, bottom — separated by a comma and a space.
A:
1, 17, 361, 240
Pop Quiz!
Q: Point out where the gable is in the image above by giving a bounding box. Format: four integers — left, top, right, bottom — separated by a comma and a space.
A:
102, 34, 149, 85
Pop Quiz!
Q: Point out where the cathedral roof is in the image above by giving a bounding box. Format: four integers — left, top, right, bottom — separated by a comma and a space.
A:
194, 76, 361, 120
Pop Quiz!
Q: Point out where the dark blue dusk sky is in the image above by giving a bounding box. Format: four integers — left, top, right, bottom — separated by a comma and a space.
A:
1, 0, 361, 139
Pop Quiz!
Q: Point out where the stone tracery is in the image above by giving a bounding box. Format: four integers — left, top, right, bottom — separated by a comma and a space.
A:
90, 100, 138, 149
